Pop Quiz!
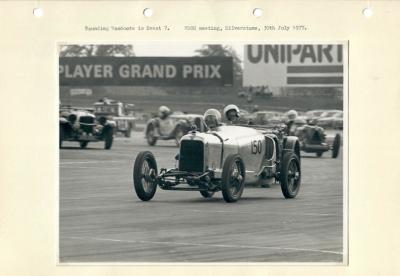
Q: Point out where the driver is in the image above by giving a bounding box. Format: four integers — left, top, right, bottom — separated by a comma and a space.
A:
154, 105, 171, 136
158, 105, 171, 120
286, 109, 298, 135
203, 109, 222, 130
223, 104, 241, 124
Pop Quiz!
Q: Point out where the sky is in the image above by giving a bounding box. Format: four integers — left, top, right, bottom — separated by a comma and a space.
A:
133, 43, 244, 61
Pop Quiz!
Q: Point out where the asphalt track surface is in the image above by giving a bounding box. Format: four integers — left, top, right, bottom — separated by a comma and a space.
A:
59, 130, 344, 263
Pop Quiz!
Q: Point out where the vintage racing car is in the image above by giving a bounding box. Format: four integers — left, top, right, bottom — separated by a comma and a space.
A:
294, 121, 341, 158
59, 107, 115, 149
93, 98, 136, 137
145, 111, 205, 146
133, 121, 301, 203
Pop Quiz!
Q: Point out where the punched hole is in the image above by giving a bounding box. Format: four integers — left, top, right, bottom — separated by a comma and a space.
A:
33, 7, 44, 18
143, 8, 153, 17
363, 7, 373, 18
253, 8, 263, 17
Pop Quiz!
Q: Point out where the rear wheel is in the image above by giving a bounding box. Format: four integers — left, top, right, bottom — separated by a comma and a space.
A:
133, 151, 158, 201
332, 134, 341, 158
221, 154, 245, 203
146, 125, 157, 146
280, 152, 301, 198
316, 151, 323, 157
200, 190, 215, 198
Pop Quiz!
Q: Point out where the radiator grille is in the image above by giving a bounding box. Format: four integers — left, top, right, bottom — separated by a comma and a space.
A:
265, 137, 275, 160
179, 140, 204, 172
79, 116, 95, 133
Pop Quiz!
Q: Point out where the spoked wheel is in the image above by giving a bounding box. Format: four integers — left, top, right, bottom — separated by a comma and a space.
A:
200, 190, 215, 198
332, 134, 341, 158
221, 154, 245, 203
133, 151, 158, 201
280, 152, 301, 198
146, 125, 157, 146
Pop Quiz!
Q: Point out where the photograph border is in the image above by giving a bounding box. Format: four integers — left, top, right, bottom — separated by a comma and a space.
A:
56, 40, 349, 266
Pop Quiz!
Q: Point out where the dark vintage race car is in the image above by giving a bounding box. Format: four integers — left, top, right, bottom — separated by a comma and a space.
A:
59, 108, 115, 149
145, 113, 205, 146
133, 124, 301, 203
294, 122, 341, 158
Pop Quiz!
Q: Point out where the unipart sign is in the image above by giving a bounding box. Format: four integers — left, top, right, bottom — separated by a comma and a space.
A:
243, 44, 345, 87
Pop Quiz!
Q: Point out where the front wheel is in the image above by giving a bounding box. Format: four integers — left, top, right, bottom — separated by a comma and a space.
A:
133, 151, 158, 201
280, 152, 301, 198
146, 125, 158, 146
104, 126, 114, 149
221, 154, 245, 203
332, 134, 341, 158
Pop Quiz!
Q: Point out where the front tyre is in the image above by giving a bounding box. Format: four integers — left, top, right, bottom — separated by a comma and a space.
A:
146, 125, 158, 146
332, 134, 341, 158
280, 152, 301, 198
221, 154, 245, 203
133, 151, 158, 201
104, 126, 114, 150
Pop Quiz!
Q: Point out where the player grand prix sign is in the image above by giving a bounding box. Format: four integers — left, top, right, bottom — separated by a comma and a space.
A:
243, 44, 344, 87
59, 57, 233, 86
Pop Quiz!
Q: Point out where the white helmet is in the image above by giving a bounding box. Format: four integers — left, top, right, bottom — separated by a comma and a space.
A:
158, 105, 170, 118
223, 104, 240, 121
204, 109, 222, 129
287, 109, 298, 120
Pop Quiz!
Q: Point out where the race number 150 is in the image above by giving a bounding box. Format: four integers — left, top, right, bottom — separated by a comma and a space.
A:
251, 140, 262, 154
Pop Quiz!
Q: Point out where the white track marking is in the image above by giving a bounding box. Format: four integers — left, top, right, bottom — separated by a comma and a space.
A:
66, 236, 342, 256
188, 209, 341, 217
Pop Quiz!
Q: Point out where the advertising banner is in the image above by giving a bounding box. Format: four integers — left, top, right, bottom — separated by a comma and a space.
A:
244, 44, 344, 87
59, 56, 233, 86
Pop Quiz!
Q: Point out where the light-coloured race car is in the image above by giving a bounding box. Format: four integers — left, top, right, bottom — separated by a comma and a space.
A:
133, 123, 301, 203
93, 98, 136, 138
145, 113, 205, 146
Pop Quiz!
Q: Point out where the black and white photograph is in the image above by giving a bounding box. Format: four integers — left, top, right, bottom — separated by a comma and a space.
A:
58, 42, 347, 263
